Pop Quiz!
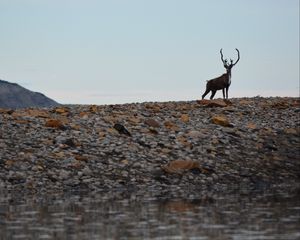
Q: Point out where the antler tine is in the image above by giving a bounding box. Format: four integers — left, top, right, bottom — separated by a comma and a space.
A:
220, 48, 226, 64
233, 48, 240, 65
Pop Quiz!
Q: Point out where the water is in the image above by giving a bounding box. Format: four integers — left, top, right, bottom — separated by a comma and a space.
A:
0, 188, 299, 240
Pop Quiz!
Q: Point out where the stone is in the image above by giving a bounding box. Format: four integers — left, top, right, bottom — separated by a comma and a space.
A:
197, 99, 228, 107
161, 160, 201, 174
164, 121, 179, 131
5, 160, 14, 167
121, 159, 129, 165
176, 136, 192, 149
54, 107, 70, 115
127, 117, 140, 125
79, 112, 89, 119
187, 130, 204, 138
98, 132, 106, 138
45, 119, 66, 130
54, 152, 65, 158
211, 116, 233, 127
145, 119, 160, 128
247, 122, 257, 130
89, 105, 98, 113
292, 99, 300, 107
105, 116, 119, 124
74, 155, 89, 161
149, 128, 159, 134
239, 99, 252, 105
27, 109, 50, 118
284, 128, 298, 135
82, 166, 92, 176
197, 99, 210, 105
107, 128, 118, 135
64, 138, 77, 148
180, 114, 189, 123
113, 123, 131, 136
59, 170, 70, 180
0, 108, 14, 114
14, 119, 30, 124
271, 100, 290, 109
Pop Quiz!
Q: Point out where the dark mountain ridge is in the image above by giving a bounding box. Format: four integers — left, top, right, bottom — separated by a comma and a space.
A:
0, 79, 59, 109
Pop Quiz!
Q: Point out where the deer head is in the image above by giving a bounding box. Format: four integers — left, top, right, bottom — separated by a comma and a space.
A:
220, 48, 240, 73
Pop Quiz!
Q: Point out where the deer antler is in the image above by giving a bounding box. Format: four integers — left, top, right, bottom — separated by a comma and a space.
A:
233, 48, 240, 66
220, 48, 226, 65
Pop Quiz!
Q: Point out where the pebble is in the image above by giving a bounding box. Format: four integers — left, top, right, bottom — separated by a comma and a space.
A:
0, 97, 299, 195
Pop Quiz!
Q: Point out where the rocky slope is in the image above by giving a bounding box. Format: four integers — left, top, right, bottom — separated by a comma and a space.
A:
0, 79, 59, 108
0, 97, 299, 195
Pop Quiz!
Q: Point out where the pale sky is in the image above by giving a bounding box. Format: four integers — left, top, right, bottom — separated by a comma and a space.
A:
0, 0, 299, 104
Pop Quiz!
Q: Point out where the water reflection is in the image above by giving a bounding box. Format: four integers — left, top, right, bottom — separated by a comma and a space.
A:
0, 188, 300, 240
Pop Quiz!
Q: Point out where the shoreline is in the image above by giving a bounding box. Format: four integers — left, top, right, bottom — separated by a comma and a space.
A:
0, 97, 299, 195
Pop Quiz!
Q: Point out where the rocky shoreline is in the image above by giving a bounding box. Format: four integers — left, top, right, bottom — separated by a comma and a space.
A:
0, 97, 299, 195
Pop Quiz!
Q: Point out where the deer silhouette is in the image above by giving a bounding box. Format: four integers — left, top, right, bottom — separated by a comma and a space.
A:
202, 48, 240, 99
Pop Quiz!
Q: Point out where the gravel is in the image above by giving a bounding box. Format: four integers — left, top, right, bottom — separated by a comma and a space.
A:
0, 97, 299, 195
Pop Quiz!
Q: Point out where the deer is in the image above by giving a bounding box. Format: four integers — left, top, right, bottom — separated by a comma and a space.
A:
202, 48, 240, 100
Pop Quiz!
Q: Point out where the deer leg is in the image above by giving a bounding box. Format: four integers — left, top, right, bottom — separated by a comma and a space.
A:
210, 90, 217, 100
222, 89, 225, 99
202, 89, 210, 99
226, 87, 229, 99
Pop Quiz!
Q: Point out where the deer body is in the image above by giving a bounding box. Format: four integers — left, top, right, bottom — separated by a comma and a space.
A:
202, 48, 240, 100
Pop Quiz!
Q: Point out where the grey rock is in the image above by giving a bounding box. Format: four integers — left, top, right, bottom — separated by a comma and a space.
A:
0, 79, 59, 109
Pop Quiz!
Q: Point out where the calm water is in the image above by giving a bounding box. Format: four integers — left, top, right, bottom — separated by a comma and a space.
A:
0, 188, 299, 240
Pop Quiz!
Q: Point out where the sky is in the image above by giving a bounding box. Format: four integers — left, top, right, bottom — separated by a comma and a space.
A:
0, 0, 299, 104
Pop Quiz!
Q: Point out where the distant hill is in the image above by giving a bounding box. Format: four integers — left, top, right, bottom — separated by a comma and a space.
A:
0, 79, 59, 109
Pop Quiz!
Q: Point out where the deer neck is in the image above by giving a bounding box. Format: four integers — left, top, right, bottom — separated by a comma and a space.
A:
226, 69, 232, 85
